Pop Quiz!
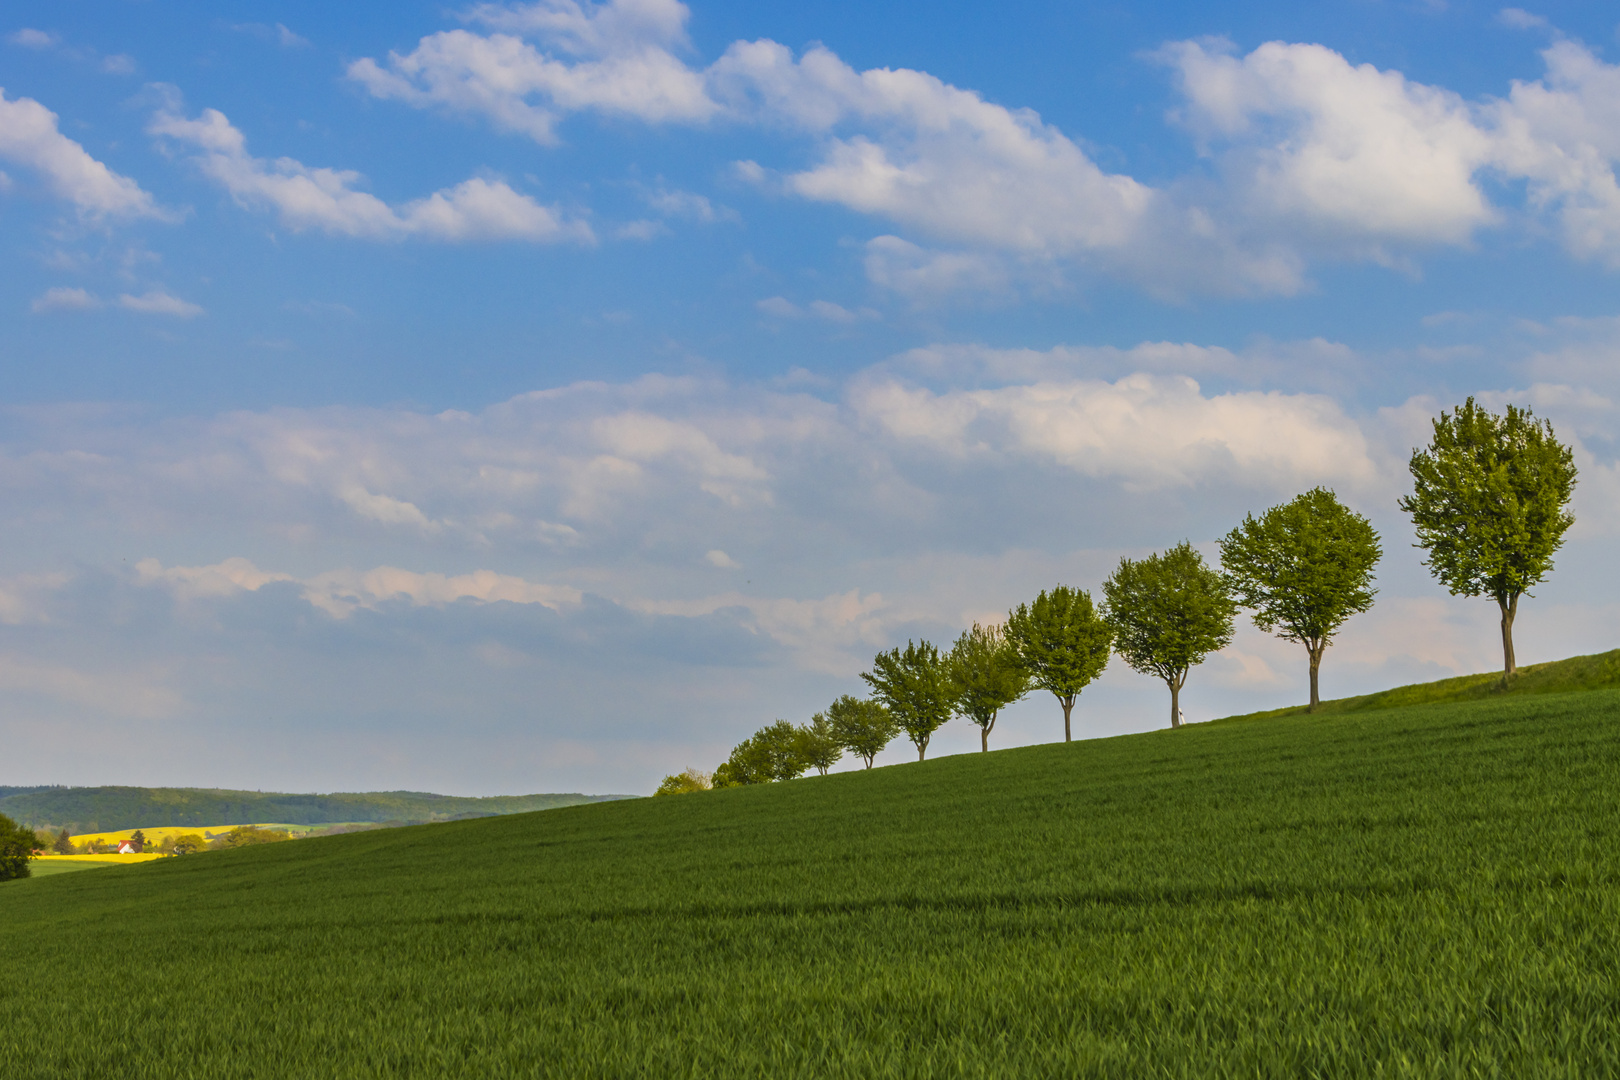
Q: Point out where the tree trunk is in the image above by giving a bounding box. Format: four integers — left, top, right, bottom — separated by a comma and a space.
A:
917, 739, 927, 762
1499, 593, 1519, 680
1168, 678, 1181, 729
1061, 695, 1075, 742
1307, 640, 1324, 713
863, 755, 874, 769
981, 713, 995, 753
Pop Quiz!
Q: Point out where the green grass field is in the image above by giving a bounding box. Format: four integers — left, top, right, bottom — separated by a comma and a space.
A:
4, 685, 1620, 1077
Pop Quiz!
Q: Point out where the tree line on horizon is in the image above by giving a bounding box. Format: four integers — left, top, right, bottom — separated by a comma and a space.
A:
654, 398, 1576, 796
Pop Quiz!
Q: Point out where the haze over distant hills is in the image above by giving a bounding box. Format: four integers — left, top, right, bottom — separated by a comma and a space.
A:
0, 787, 635, 834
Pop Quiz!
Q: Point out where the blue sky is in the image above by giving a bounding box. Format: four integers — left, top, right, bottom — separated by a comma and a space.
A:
1, 0, 1619, 795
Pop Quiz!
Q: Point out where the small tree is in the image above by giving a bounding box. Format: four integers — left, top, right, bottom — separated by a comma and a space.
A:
1004, 585, 1113, 742
1219, 487, 1382, 711
715, 721, 809, 786
796, 714, 844, 775
1103, 542, 1237, 729
128, 829, 148, 853
862, 640, 956, 761
653, 768, 713, 796
948, 622, 1030, 752
52, 828, 74, 855
1399, 398, 1576, 680
171, 833, 206, 855
825, 694, 899, 768
0, 814, 40, 881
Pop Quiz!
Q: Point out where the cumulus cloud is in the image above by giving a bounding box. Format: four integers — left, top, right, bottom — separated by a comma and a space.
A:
1161, 39, 1498, 248
148, 96, 593, 243
850, 369, 1380, 492
347, 0, 716, 144
0, 89, 166, 219
30, 286, 100, 313
118, 289, 203, 317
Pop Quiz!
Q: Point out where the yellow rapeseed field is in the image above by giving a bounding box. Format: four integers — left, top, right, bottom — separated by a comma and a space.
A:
65, 824, 311, 847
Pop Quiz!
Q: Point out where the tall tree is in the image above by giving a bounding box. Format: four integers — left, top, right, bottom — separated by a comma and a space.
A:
1103, 542, 1237, 729
1004, 585, 1113, 742
796, 714, 844, 775
1219, 488, 1382, 711
52, 827, 73, 855
1399, 398, 1577, 680
825, 695, 899, 768
947, 622, 1031, 752
862, 640, 956, 761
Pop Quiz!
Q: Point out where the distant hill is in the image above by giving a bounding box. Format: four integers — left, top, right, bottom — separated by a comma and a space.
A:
1217, 646, 1620, 723
0, 786, 636, 834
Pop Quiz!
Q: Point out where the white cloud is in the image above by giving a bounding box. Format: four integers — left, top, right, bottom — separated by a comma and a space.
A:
118, 289, 203, 317
347, 0, 716, 144
850, 370, 1380, 492
704, 549, 739, 568
0, 89, 166, 219
1489, 41, 1620, 266
101, 54, 136, 75
755, 295, 800, 318
1161, 39, 1497, 247
148, 97, 593, 243
30, 286, 100, 313
277, 24, 311, 48
7, 29, 58, 50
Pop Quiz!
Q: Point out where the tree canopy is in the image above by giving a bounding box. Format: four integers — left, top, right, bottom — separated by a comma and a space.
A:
653, 769, 713, 796
1219, 488, 1381, 711
1004, 585, 1113, 742
0, 813, 40, 881
862, 641, 956, 761
947, 622, 1030, 752
1399, 398, 1576, 679
1103, 542, 1237, 729
825, 695, 899, 769
796, 713, 844, 775
714, 721, 808, 786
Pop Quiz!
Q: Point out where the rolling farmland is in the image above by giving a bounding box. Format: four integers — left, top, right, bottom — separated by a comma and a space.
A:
4, 687, 1620, 1077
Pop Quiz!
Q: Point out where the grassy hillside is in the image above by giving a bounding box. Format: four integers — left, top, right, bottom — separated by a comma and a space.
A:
1219, 645, 1620, 722
0, 786, 632, 834
5, 689, 1620, 1077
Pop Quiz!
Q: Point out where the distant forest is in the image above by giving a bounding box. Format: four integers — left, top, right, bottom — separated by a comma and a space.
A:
0, 786, 633, 834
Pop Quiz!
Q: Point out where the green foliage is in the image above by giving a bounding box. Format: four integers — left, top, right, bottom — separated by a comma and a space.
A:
128, 829, 148, 853
653, 769, 713, 796
795, 714, 844, 776
8, 687, 1620, 1074
1004, 585, 1112, 742
169, 834, 207, 856
718, 721, 809, 786
946, 622, 1030, 751
51, 828, 73, 855
824, 694, 899, 768
1103, 541, 1237, 728
1219, 487, 1382, 710
0, 786, 628, 835
862, 640, 955, 761
0, 813, 38, 881
1399, 397, 1577, 677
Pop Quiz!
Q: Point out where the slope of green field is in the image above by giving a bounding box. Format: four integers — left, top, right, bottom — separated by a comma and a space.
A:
5, 689, 1620, 1077
1220, 645, 1620, 721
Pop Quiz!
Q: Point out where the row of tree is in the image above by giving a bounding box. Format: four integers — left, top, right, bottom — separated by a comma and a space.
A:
654, 398, 1578, 793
